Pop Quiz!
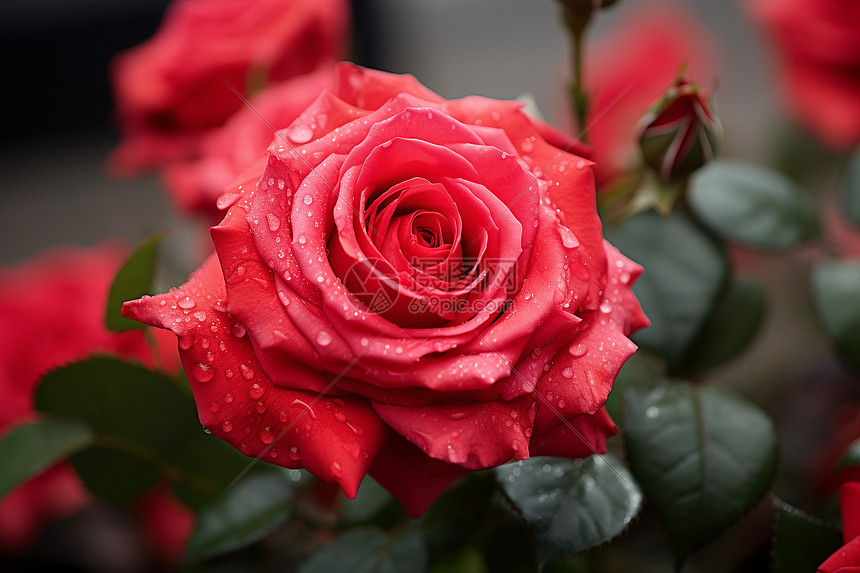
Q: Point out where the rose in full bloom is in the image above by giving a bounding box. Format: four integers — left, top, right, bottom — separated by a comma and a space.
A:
124, 64, 649, 516
819, 481, 860, 572
110, 0, 349, 174
165, 68, 337, 218
580, 1, 717, 186
0, 245, 190, 558
748, 0, 860, 150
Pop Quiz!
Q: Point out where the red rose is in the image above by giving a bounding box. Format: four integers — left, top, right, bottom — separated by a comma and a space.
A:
749, 0, 860, 150
110, 0, 350, 174
819, 482, 860, 572
124, 64, 648, 516
581, 1, 717, 186
0, 245, 186, 553
164, 68, 337, 218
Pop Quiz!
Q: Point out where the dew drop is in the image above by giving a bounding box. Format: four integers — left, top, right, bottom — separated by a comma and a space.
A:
317, 331, 333, 346
225, 392, 234, 404
599, 300, 612, 314
287, 124, 313, 144
179, 334, 193, 350
191, 363, 215, 383
216, 192, 241, 210
289, 446, 301, 460
239, 364, 254, 379
256, 401, 266, 414
266, 213, 281, 231
303, 194, 313, 206
178, 296, 195, 309
222, 420, 233, 433
561, 367, 574, 379
646, 406, 660, 419
569, 343, 588, 357
260, 427, 274, 444
248, 383, 264, 399
277, 291, 291, 307
558, 226, 580, 248
232, 323, 247, 338
330, 462, 343, 477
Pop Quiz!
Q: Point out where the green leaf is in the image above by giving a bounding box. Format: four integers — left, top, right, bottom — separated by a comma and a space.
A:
688, 159, 821, 250
772, 499, 843, 573
0, 420, 93, 500
604, 209, 728, 368
105, 232, 165, 332
34, 357, 202, 501
496, 455, 642, 569
187, 472, 296, 560
812, 261, 860, 370
682, 279, 767, 373
845, 147, 860, 228
299, 527, 427, 573
69, 446, 162, 502
622, 380, 778, 563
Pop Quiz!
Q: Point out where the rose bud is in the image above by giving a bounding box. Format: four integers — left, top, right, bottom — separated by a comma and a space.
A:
123, 64, 649, 518
638, 75, 721, 181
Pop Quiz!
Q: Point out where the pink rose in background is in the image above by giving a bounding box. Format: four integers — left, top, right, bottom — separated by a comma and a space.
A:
819, 481, 860, 572
749, 0, 860, 151
124, 63, 648, 517
0, 245, 187, 554
164, 68, 337, 219
110, 0, 350, 175
581, 2, 717, 187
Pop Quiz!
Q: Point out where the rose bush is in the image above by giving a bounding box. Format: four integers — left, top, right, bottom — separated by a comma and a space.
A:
580, 1, 717, 186
123, 63, 648, 516
748, 0, 860, 150
110, 0, 349, 174
0, 245, 189, 557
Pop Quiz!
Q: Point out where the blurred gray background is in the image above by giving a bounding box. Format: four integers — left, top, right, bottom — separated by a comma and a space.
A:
0, 0, 777, 265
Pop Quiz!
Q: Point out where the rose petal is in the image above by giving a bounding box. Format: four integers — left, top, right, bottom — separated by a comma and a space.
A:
122, 255, 388, 497
528, 408, 617, 458
371, 395, 535, 469
368, 433, 467, 518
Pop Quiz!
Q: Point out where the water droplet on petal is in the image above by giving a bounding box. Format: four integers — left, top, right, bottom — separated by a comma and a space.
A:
216, 192, 241, 210
317, 331, 332, 346
303, 194, 313, 206
232, 323, 246, 338
266, 214, 281, 231
239, 364, 254, 379
600, 300, 612, 314
289, 446, 301, 460
191, 363, 215, 383
248, 383, 264, 400
287, 124, 313, 144
178, 296, 195, 309
260, 427, 274, 444
569, 343, 588, 357
561, 367, 574, 379
222, 420, 233, 433
330, 462, 343, 478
